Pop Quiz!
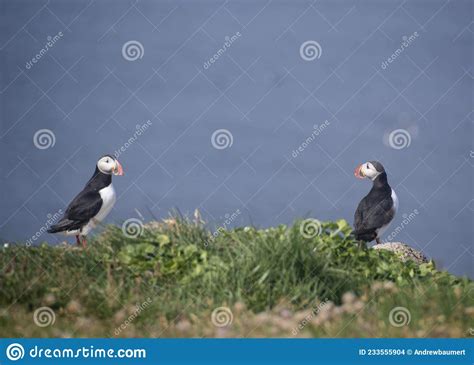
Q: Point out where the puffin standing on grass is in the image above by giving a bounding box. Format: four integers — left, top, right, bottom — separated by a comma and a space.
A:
47, 155, 124, 247
353, 161, 398, 245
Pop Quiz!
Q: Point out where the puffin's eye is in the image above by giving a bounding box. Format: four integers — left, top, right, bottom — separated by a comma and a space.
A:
366, 163, 369, 169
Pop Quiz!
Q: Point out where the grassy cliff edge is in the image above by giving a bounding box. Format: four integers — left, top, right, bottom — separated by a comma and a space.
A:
1, 218, 472, 337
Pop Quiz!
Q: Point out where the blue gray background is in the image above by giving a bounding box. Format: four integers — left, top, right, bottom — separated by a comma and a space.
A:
0, 0, 472, 277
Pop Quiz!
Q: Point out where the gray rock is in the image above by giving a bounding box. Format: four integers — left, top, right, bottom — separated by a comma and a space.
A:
372, 242, 429, 264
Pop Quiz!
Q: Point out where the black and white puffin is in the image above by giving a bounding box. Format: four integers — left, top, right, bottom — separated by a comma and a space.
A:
47, 155, 123, 247
353, 161, 398, 245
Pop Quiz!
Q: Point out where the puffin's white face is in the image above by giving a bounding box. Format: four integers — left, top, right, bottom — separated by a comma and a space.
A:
354, 161, 381, 181
97, 156, 124, 176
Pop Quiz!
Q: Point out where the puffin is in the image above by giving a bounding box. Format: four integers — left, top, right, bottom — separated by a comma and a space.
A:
47, 155, 123, 247
353, 161, 398, 245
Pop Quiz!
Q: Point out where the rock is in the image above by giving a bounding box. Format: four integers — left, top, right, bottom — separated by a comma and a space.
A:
341, 292, 356, 304
372, 242, 429, 264
176, 319, 192, 332
66, 300, 82, 314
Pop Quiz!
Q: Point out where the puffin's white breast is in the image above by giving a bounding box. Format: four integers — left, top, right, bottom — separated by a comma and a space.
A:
98, 184, 116, 217
81, 184, 116, 235
391, 188, 399, 213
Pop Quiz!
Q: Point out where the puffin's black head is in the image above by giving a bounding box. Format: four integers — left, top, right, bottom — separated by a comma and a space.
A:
354, 160, 385, 181
97, 155, 124, 176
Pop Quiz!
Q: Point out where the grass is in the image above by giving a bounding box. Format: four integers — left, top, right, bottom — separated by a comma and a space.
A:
0, 217, 472, 338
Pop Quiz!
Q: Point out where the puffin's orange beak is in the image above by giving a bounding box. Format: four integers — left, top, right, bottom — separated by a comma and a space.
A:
114, 160, 124, 176
354, 164, 364, 179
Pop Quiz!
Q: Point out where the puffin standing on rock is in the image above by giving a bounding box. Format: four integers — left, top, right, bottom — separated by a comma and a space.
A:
47, 155, 123, 247
353, 161, 398, 245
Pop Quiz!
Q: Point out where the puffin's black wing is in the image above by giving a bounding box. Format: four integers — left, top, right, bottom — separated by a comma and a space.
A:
48, 190, 102, 233
64, 190, 103, 221
353, 195, 394, 241
354, 199, 365, 232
